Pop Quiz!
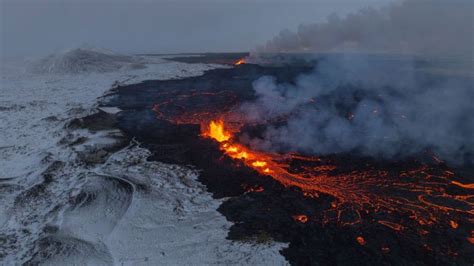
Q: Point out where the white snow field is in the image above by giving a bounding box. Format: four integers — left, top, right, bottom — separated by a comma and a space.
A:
0, 49, 288, 265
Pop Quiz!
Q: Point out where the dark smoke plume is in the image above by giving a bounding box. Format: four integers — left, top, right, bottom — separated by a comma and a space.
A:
241, 0, 474, 164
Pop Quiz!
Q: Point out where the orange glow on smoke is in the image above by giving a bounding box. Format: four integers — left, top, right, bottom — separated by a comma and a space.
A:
234, 58, 246, 65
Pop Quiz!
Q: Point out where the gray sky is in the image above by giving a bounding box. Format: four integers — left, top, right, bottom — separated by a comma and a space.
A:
1, 0, 395, 57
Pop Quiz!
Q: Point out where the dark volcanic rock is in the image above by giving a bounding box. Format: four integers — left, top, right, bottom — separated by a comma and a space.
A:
102, 63, 474, 266
162, 52, 249, 65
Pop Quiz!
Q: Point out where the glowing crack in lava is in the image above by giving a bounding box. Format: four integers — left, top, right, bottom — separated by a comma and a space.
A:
292, 214, 309, 223
201, 119, 474, 240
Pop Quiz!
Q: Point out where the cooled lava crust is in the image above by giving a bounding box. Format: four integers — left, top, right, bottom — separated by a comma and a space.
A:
101, 63, 474, 265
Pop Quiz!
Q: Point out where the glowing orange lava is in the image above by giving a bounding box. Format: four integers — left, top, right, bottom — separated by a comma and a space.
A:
293, 214, 309, 223
202, 119, 231, 142
356, 236, 367, 245
252, 161, 267, 167
151, 90, 474, 258
200, 119, 474, 233
451, 181, 474, 189
450, 220, 459, 229
202, 120, 275, 173
234, 58, 246, 65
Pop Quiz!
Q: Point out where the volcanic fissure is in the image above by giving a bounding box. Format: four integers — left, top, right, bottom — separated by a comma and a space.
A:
102, 60, 473, 265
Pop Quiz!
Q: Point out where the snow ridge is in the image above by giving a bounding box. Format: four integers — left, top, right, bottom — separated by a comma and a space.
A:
30, 48, 146, 74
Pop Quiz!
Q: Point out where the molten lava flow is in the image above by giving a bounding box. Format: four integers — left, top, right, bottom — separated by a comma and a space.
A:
234, 58, 246, 65
451, 180, 474, 189
142, 64, 473, 260
252, 161, 267, 167
200, 119, 474, 236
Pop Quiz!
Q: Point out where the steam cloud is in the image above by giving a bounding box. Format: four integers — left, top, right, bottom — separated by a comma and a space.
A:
255, 0, 473, 56
241, 0, 474, 164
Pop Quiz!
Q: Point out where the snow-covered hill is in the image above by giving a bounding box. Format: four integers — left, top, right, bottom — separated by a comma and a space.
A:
29, 48, 146, 74
0, 54, 287, 265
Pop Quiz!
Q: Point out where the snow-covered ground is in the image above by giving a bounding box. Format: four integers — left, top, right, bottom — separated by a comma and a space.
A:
0, 53, 287, 265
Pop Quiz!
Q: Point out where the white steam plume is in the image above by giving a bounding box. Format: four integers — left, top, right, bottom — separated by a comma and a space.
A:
241, 0, 473, 164
240, 57, 473, 164
255, 0, 473, 57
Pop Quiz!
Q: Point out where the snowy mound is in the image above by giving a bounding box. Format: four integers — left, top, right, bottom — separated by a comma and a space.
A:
30, 48, 146, 74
